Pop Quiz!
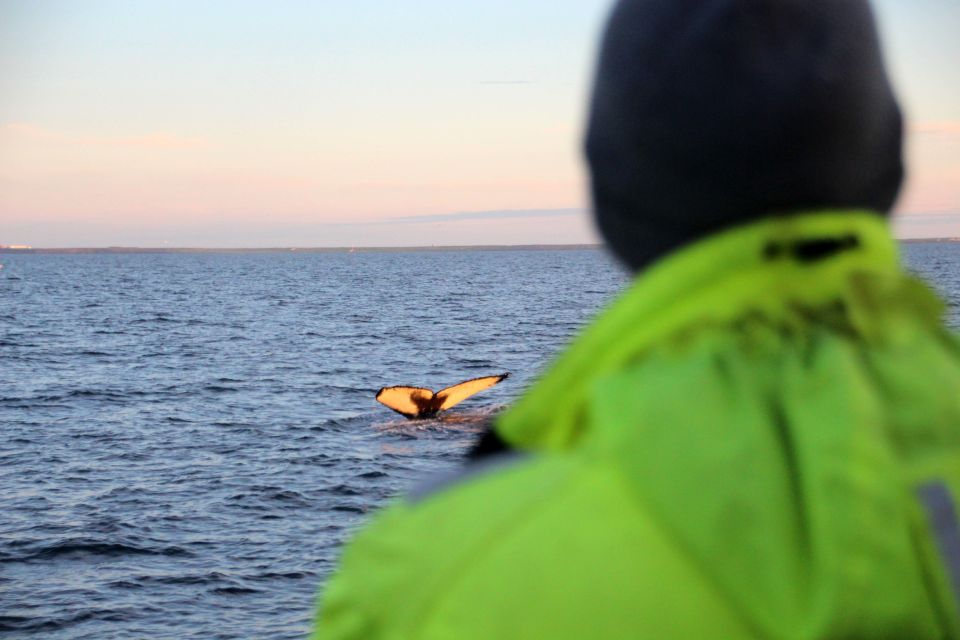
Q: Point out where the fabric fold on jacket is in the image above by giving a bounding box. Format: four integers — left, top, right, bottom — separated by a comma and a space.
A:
497, 211, 946, 451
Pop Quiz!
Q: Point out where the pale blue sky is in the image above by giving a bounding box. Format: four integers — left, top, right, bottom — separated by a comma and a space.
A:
1, 1, 957, 246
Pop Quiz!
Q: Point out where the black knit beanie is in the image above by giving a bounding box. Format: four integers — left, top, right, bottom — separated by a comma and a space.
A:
585, 0, 904, 271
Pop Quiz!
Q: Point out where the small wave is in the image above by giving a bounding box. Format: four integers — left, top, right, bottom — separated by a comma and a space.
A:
248, 570, 313, 581
2, 400, 62, 411
132, 315, 177, 324
63, 389, 129, 401
211, 421, 253, 428
137, 571, 230, 586
309, 413, 375, 432
0, 611, 91, 633
4, 539, 194, 562
210, 586, 261, 595
229, 486, 313, 507
290, 453, 337, 467
326, 484, 362, 496
27, 388, 179, 404
0, 607, 140, 633
268, 489, 310, 504
331, 503, 367, 514
0, 615, 32, 632
202, 385, 238, 393
108, 579, 144, 590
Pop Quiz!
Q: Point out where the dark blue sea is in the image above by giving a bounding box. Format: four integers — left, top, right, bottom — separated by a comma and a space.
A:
1, 244, 958, 639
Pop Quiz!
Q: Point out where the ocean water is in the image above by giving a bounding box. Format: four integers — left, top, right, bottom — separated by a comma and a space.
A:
1, 244, 958, 639
0, 249, 624, 639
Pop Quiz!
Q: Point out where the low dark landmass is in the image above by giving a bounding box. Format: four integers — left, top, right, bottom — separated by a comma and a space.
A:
3, 240, 958, 255
0, 244, 602, 255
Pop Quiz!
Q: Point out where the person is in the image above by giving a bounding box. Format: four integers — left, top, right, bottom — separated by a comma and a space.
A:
314, 0, 960, 637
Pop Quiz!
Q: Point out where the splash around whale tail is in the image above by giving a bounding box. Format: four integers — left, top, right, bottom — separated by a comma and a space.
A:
376, 373, 509, 419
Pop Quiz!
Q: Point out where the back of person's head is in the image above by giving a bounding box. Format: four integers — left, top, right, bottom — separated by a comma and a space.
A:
586, 0, 904, 271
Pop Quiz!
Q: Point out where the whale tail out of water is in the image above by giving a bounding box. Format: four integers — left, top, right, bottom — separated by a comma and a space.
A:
376, 373, 509, 419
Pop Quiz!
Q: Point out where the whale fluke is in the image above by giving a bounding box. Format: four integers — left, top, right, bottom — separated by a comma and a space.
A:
376, 373, 509, 419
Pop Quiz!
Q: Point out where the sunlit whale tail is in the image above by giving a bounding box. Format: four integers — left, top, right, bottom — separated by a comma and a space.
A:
376, 373, 509, 419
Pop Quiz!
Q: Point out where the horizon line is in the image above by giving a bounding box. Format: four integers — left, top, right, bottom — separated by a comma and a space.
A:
3, 236, 959, 254
0, 243, 605, 255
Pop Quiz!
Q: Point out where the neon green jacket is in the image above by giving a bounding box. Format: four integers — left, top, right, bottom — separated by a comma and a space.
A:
315, 212, 960, 639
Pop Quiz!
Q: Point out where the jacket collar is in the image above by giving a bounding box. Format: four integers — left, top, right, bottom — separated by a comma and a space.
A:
496, 211, 939, 451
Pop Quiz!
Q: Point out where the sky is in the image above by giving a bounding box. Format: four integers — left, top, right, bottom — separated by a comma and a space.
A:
0, 0, 958, 248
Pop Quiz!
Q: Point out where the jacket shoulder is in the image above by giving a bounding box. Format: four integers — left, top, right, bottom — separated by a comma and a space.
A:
316, 452, 749, 639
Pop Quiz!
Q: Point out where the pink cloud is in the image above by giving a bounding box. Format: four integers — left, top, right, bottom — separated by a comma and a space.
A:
1, 122, 209, 149
910, 121, 960, 136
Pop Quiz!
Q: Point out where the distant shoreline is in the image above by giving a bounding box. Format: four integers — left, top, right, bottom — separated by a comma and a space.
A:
0, 244, 603, 255
1, 239, 957, 255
